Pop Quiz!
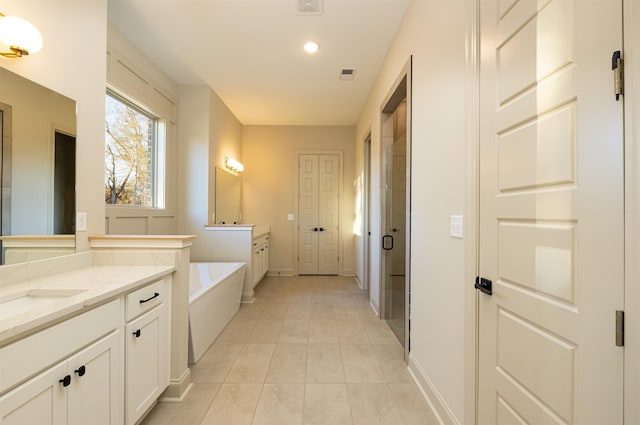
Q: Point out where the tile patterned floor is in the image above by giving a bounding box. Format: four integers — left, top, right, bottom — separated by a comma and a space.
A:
140, 275, 438, 425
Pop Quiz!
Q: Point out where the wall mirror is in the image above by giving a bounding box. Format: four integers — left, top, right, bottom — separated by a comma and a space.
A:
214, 166, 241, 225
0, 66, 77, 265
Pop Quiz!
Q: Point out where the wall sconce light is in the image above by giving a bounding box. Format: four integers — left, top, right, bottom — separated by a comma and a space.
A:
224, 156, 244, 173
0, 13, 42, 58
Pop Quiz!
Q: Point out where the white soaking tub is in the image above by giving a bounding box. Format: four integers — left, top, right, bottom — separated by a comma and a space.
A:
188, 262, 246, 364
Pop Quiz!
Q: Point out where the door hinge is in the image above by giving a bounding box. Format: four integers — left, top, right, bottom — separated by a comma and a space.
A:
616, 310, 624, 347
612, 50, 624, 101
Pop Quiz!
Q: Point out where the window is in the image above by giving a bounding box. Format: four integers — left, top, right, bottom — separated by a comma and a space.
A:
104, 91, 165, 207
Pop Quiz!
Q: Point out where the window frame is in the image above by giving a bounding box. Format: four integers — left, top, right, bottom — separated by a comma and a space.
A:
104, 88, 166, 209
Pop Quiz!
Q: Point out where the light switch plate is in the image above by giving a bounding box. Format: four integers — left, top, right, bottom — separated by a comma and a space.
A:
287, 213, 295, 221
77, 212, 87, 232
450, 215, 463, 238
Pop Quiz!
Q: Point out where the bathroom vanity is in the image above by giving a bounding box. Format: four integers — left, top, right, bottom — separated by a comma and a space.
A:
0, 264, 174, 425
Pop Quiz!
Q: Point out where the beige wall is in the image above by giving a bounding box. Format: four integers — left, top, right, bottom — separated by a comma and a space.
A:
0, 0, 107, 252
177, 86, 243, 261
355, 0, 467, 422
105, 24, 179, 235
243, 126, 355, 276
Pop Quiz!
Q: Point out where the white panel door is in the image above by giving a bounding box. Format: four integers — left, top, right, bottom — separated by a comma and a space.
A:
298, 154, 319, 275
318, 154, 340, 274
478, 0, 624, 424
298, 153, 340, 275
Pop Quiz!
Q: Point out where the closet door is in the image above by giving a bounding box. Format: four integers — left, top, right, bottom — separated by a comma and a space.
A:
318, 155, 339, 275
298, 153, 340, 275
298, 154, 319, 274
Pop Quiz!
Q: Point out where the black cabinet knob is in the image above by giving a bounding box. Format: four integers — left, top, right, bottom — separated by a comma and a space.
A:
133, 329, 141, 338
74, 366, 86, 377
59, 375, 71, 387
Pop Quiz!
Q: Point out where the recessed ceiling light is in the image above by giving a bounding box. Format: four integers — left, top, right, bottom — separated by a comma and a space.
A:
304, 41, 319, 54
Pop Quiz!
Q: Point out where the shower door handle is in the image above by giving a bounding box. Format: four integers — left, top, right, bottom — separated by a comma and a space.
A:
382, 235, 394, 251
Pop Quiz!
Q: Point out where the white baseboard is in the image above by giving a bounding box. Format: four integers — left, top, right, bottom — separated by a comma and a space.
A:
408, 354, 461, 425
266, 269, 295, 276
159, 368, 193, 402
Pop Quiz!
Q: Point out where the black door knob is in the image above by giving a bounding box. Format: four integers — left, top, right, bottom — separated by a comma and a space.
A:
133, 329, 141, 338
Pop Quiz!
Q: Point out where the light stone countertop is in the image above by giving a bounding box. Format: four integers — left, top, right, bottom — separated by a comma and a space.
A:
0, 265, 175, 346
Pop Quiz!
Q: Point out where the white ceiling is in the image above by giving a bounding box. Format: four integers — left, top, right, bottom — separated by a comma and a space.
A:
107, 0, 410, 126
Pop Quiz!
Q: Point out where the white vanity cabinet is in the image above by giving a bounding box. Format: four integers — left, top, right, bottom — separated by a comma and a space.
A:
0, 300, 123, 425
251, 234, 269, 287
0, 270, 173, 425
124, 278, 170, 425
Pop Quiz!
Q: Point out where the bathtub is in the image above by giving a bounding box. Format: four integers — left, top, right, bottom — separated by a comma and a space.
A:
188, 262, 246, 364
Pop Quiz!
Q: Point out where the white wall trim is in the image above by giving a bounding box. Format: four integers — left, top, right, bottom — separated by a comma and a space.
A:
408, 354, 462, 425
464, 0, 480, 424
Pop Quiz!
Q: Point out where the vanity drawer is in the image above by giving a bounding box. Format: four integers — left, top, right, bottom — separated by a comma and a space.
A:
125, 279, 165, 322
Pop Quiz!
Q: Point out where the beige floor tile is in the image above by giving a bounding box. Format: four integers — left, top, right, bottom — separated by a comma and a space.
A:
286, 304, 312, 321
347, 383, 404, 425
200, 383, 262, 425
352, 304, 379, 321
140, 383, 220, 425
265, 344, 308, 383
217, 318, 258, 344
260, 302, 290, 320
252, 384, 305, 425
340, 344, 385, 383
371, 343, 411, 383
278, 319, 309, 344
226, 344, 276, 383
236, 303, 267, 320
388, 382, 439, 425
302, 384, 353, 425
306, 343, 345, 383
246, 319, 283, 343
333, 304, 359, 320
191, 343, 244, 383
337, 320, 370, 344
310, 303, 335, 320
308, 319, 338, 344
362, 320, 399, 344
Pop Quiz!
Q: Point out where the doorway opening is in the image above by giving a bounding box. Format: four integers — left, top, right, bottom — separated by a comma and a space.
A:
53, 131, 76, 234
380, 58, 412, 358
362, 134, 372, 290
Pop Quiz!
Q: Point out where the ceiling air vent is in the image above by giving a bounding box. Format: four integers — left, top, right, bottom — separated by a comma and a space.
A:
297, 0, 323, 15
339, 68, 356, 81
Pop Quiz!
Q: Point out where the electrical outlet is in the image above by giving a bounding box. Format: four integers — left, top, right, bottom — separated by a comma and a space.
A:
450, 215, 463, 238
288, 213, 294, 221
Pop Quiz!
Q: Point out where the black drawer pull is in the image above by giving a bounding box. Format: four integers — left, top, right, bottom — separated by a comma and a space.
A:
59, 375, 71, 387
133, 329, 141, 338
139, 292, 160, 304
74, 366, 86, 377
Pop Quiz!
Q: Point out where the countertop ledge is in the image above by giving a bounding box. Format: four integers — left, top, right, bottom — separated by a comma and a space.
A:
0, 265, 175, 346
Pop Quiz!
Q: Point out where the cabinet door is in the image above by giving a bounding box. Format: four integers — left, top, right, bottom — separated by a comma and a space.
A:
252, 249, 260, 286
0, 362, 67, 425
125, 307, 163, 425
67, 331, 123, 425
